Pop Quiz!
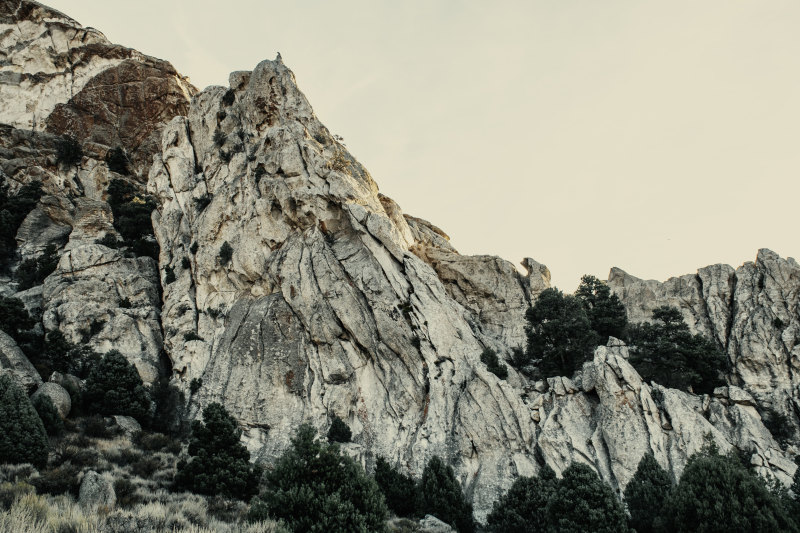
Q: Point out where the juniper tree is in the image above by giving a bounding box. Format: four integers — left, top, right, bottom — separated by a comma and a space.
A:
0, 375, 48, 468
624, 454, 672, 533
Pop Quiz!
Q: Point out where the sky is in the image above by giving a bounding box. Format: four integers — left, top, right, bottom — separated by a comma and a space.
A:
45, 1, 800, 291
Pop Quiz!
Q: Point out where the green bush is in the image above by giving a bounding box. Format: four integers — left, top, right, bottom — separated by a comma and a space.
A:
55, 136, 82, 167
624, 454, 672, 533
189, 378, 203, 395
83, 350, 151, 421
522, 288, 599, 378
327, 415, 352, 443
486, 465, 556, 533
480, 348, 508, 379
174, 402, 261, 500
15, 244, 59, 290
761, 407, 793, 448
545, 463, 628, 532
419, 456, 474, 533
253, 423, 387, 532
106, 179, 158, 260
659, 445, 797, 532
31, 394, 63, 437
219, 241, 233, 266
0, 295, 35, 341
105, 147, 129, 175
0, 375, 48, 469
628, 306, 726, 394
164, 265, 176, 284
374, 456, 419, 518
0, 181, 43, 272
575, 274, 628, 341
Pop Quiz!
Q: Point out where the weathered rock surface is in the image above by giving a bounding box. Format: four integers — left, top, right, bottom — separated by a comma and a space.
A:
418, 515, 456, 533
30, 381, 70, 418
111, 415, 142, 438
609, 249, 800, 440
78, 470, 116, 509
148, 58, 797, 521
0, 328, 41, 391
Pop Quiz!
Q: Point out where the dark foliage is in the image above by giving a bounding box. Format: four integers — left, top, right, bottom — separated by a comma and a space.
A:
624, 454, 672, 533
0, 375, 49, 468
251, 423, 387, 532
480, 348, 508, 379
96, 233, 121, 248
486, 465, 556, 533
761, 407, 793, 448
44, 330, 100, 379
194, 195, 212, 211
164, 265, 176, 284
32, 394, 64, 437
627, 306, 726, 394
213, 130, 227, 146
148, 377, 185, 436
55, 136, 82, 167
16, 243, 59, 290
0, 295, 35, 340
32, 464, 80, 496
374, 456, 419, 518
105, 147, 129, 175
219, 241, 233, 266
189, 378, 203, 395
83, 350, 151, 421
190, 242, 199, 255
327, 415, 352, 443
221, 89, 236, 106
545, 463, 629, 533
81, 414, 112, 438
659, 445, 798, 532
114, 478, 141, 507
106, 179, 158, 260
174, 403, 261, 500
181, 256, 191, 270
575, 274, 628, 341
0, 181, 43, 271
523, 288, 599, 378
184, 331, 203, 342
419, 456, 474, 533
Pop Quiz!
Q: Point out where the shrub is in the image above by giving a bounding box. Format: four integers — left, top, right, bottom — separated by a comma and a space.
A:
181, 257, 191, 270
624, 454, 672, 533
0, 481, 34, 511
15, 243, 60, 290
486, 465, 556, 533
105, 147, 129, 175
327, 415, 352, 443
194, 196, 212, 211
83, 350, 151, 422
189, 378, 203, 395
31, 464, 80, 496
0, 295, 35, 340
44, 330, 100, 379
131, 456, 161, 478
213, 130, 227, 146
0, 375, 48, 469
374, 457, 419, 518
184, 331, 203, 342
114, 478, 140, 508
81, 414, 112, 438
164, 265, 176, 284
0, 181, 43, 272
96, 233, 121, 248
190, 242, 199, 255
221, 89, 236, 106
480, 348, 508, 380
253, 423, 387, 531
106, 179, 158, 259
659, 445, 798, 532
761, 407, 793, 447
31, 394, 63, 437
219, 241, 233, 266
148, 377, 185, 436
174, 402, 261, 500
628, 306, 726, 394
575, 274, 628, 341
545, 463, 628, 532
56, 136, 82, 167
523, 288, 599, 378
419, 456, 474, 533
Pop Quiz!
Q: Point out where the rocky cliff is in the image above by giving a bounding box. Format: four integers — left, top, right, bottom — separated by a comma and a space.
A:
1, 1, 799, 524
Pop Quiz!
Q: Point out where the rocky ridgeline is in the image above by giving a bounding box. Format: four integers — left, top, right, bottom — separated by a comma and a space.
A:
0, 0, 194, 380
0, 0, 798, 523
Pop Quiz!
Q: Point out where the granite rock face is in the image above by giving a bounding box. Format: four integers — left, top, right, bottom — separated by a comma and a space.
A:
148, 58, 797, 520
0, 329, 41, 391
609, 249, 800, 441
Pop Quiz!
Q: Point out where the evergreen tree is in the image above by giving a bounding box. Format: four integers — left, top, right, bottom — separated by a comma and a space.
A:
485, 465, 556, 533
175, 402, 261, 500
327, 415, 352, 443
419, 456, 475, 533
480, 348, 508, 379
252, 423, 387, 532
374, 456, 419, 518
660, 446, 797, 532
83, 350, 151, 421
524, 288, 599, 378
0, 295, 35, 340
32, 393, 64, 437
624, 454, 672, 533
0, 375, 48, 469
545, 463, 629, 533
575, 275, 628, 341
628, 307, 726, 394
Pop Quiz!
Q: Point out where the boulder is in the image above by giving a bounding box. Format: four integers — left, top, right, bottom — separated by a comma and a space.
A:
0, 329, 42, 392
418, 515, 455, 533
78, 470, 116, 509
31, 382, 71, 419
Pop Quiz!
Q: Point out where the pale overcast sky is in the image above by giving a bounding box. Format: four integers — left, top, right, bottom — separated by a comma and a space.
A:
46, 1, 800, 291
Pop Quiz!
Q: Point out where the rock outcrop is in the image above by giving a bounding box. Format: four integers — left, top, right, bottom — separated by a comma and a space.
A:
609, 249, 800, 440
0, 329, 41, 391
148, 58, 797, 520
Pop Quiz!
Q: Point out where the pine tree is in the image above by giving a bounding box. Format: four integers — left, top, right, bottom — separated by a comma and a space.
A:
575, 274, 628, 341
524, 288, 599, 378
0, 375, 48, 468
374, 456, 419, 518
175, 402, 262, 500
83, 350, 151, 421
624, 454, 671, 532
327, 415, 352, 443
419, 456, 475, 533
545, 463, 629, 533
485, 465, 556, 533
252, 423, 387, 532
